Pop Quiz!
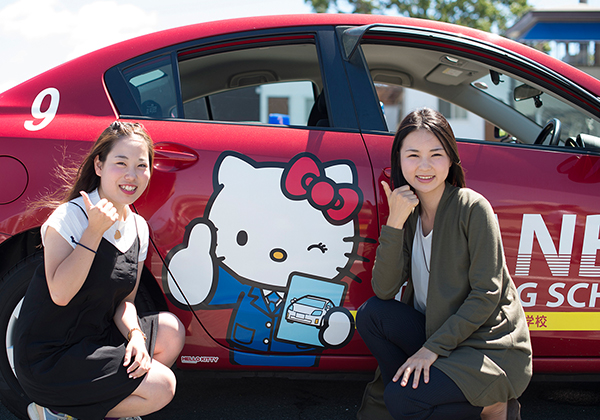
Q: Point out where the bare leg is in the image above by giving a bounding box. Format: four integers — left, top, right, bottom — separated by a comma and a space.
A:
481, 401, 507, 420
106, 312, 185, 418
152, 311, 185, 367
106, 360, 176, 418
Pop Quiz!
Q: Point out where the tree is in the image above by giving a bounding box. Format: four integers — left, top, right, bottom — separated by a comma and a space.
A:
305, 0, 530, 33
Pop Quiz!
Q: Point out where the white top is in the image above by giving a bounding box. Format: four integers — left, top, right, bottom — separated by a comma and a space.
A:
41, 189, 149, 261
411, 216, 432, 314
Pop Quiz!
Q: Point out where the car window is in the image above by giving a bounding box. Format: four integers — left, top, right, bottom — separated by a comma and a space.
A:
360, 40, 600, 151
295, 297, 327, 308
178, 42, 325, 127
121, 56, 180, 118
108, 40, 327, 127
183, 80, 316, 125
372, 80, 482, 139
471, 71, 600, 141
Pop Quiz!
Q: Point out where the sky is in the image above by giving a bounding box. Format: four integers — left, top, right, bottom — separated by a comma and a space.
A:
1, 0, 599, 93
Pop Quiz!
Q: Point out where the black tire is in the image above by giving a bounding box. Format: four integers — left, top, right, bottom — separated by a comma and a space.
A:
0, 251, 43, 419
0, 251, 156, 419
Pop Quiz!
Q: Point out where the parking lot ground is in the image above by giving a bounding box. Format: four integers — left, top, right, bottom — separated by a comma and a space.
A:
3, 372, 600, 419
520, 379, 600, 420
147, 373, 600, 420
144, 371, 600, 420
145, 371, 368, 420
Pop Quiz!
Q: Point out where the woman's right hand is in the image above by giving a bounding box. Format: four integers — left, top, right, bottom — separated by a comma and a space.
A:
81, 191, 119, 236
381, 181, 419, 229
393, 346, 438, 389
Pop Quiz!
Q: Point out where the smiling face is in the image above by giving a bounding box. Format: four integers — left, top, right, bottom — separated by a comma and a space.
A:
94, 134, 151, 216
400, 129, 451, 200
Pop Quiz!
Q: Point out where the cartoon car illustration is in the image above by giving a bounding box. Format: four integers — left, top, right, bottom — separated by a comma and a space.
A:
286, 296, 335, 328
1, 12, 600, 419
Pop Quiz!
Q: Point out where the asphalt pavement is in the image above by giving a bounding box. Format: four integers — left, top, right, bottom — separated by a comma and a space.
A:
2, 372, 600, 419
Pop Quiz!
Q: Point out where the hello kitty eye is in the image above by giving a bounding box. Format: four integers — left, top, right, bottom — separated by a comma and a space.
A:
236, 230, 248, 246
307, 242, 328, 254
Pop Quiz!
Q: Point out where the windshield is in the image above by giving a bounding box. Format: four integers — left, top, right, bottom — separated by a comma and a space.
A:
296, 297, 327, 308
471, 72, 600, 140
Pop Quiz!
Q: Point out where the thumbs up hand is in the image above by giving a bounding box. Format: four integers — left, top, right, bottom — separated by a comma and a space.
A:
80, 191, 120, 237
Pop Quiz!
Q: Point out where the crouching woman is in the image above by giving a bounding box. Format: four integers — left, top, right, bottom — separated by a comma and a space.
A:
15, 122, 185, 420
356, 108, 532, 420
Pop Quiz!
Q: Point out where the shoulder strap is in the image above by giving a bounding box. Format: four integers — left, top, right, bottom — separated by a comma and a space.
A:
133, 212, 140, 246
70, 202, 88, 220
132, 211, 138, 233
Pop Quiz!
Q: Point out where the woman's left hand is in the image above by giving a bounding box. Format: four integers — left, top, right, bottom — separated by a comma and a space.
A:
393, 346, 438, 389
124, 334, 151, 379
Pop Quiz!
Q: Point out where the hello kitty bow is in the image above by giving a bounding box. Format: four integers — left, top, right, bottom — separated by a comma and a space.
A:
281, 154, 363, 225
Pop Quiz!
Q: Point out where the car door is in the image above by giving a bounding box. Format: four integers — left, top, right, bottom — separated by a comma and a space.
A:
106, 26, 379, 370
340, 24, 600, 373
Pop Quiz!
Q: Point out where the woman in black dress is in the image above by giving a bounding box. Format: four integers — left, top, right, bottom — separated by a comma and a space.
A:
15, 122, 185, 420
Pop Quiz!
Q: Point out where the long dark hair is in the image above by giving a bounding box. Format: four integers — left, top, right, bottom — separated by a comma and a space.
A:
30, 121, 154, 211
390, 108, 465, 189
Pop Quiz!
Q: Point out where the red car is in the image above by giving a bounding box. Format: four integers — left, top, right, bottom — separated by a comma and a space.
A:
1, 13, 600, 417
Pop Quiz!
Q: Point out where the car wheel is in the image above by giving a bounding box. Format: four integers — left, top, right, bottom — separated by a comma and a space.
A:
0, 251, 42, 419
0, 251, 156, 419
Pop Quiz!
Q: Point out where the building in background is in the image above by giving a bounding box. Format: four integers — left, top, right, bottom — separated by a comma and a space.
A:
506, 3, 600, 79
378, 86, 486, 140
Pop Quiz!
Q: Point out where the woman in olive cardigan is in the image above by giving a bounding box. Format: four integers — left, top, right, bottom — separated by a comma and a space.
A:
356, 108, 531, 420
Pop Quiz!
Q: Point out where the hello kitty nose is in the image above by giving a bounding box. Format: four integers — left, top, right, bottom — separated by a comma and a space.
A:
270, 248, 288, 263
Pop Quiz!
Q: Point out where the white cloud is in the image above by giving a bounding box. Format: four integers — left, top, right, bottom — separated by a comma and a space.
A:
0, 0, 312, 92
66, 1, 158, 59
0, 0, 72, 38
0, 0, 158, 60
0, 0, 159, 90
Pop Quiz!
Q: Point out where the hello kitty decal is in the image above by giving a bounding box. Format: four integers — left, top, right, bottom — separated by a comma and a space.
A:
164, 151, 367, 367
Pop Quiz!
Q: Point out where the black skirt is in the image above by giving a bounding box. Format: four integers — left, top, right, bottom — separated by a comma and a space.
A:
15, 235, 158, 420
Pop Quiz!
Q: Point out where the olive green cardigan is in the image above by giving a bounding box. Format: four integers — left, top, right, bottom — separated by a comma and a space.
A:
370, 183, 532, 407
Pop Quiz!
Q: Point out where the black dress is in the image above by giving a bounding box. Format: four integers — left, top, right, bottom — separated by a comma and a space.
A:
15, 210, 158, 420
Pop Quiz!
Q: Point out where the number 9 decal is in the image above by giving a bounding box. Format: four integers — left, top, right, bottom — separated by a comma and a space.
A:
24, 87, 60, 131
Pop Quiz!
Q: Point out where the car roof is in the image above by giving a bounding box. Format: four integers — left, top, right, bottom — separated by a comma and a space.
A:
95, 14, 600, 94
2, 13, 599, 131
6, 14, 600, 86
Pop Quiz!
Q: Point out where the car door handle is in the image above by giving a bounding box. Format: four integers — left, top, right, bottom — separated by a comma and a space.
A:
153, 142, 199, 172
383, 167, 391, 178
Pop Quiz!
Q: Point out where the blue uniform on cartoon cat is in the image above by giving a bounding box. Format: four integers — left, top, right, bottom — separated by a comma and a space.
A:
164, 152, 363, 366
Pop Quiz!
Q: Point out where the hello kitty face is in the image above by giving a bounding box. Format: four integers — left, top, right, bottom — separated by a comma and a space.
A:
208, 152, 362, 289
